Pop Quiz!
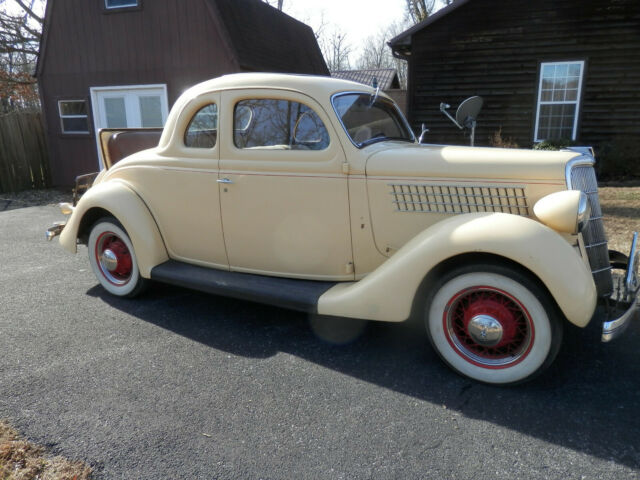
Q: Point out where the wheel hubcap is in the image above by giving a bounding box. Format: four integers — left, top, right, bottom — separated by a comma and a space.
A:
467, 314, 503, 346
101, 249, 118, 272
95, 232, 133, 286
444, 287, 534, 368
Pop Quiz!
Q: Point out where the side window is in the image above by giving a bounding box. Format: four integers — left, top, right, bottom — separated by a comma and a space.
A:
105, 0, 139, 9
184, 103, 218, 149
234, 99, 329, 151
58, 100, 90, 134
535, 61, 584, 142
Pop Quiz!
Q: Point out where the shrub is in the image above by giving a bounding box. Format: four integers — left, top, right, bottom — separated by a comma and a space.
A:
489, 128, 519, 149
596, 137, 640, 180
533, 138, 578, 151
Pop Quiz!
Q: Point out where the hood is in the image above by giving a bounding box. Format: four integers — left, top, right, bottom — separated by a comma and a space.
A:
365, 143, 579, 182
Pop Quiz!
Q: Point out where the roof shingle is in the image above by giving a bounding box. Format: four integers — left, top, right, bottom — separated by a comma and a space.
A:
331, 68, 400, 90
210, 0, 329, 75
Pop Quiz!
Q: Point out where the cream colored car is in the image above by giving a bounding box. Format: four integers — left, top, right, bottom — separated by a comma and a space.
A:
47, 73, 639, 385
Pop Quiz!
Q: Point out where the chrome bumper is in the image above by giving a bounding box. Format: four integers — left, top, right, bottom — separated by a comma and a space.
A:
45, 203, 73, 242
602, 233, 639, 342
45, 221, 66, 241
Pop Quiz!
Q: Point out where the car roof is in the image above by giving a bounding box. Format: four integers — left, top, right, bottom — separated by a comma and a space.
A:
183, 73, 376, 99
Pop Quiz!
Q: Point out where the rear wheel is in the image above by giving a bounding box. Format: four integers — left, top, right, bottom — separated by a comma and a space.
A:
88, 217, 148, 298
425, 264, 562, 385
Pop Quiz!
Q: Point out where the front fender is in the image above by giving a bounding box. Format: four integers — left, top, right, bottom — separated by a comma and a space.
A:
59, 180, 168, 278
318, 213, 597, 327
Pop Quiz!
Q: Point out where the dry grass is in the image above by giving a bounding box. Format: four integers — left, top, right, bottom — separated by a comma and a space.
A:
0, 421, 92, 480
599, 186, 640, 253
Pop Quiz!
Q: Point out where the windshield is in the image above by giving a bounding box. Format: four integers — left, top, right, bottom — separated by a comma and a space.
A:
332, 93, 415, 148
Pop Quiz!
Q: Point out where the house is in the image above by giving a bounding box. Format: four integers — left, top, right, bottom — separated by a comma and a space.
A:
389, 0, 640, 155
331, 68, 407, 114
36, 0, 328, 186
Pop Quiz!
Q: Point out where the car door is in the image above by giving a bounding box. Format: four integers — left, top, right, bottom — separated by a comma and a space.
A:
125, 92, 228, 269
218, 89, 353, 280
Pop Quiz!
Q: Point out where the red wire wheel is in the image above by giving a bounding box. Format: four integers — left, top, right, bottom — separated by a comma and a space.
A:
443, 286, 534, 369
88, 217, 147, 298
94, 231, 133, 286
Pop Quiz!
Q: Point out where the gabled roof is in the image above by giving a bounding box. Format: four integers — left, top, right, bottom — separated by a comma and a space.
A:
36, 0, 328, 78
207, 0, 328, 75
388, 0, 471, 56
331, 68, 400, 90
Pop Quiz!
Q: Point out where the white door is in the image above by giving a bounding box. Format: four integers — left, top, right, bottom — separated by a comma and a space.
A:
90, 84, 169, 168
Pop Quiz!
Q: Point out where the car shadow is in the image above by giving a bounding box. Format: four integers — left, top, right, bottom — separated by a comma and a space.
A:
87, 282, 640, 469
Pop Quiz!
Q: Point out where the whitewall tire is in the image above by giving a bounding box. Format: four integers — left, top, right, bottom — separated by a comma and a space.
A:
426, 264, 562, 385
88, 218, 147, 298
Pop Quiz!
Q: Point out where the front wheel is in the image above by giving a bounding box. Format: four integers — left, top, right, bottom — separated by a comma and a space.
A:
425, 264, 563, 385
88, 217, 148, 298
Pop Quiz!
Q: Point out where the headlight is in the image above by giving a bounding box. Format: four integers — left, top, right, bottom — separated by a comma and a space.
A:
576, 191, 591, 233
533, 190, 590, 234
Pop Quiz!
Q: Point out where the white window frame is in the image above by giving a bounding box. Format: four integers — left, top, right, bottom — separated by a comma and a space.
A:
90, 84, 169, 169
58, 100, 89, 134
534, 60, 585, 142
105, 0, 139, 9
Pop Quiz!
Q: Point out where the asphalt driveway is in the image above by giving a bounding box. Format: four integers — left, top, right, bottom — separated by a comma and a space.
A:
1, 205, 639, 479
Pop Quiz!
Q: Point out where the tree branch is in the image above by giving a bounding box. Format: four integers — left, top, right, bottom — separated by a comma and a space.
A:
13, 0, 44, 24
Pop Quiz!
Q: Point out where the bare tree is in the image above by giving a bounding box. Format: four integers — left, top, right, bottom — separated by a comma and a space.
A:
320, 29, 352, 72
0, 0, 43, 111
405, 0, 436, 24
356, 30, 392, 70
355, 21, 410, 89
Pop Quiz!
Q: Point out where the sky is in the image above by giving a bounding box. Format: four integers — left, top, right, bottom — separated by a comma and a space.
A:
279, 0, 450, 61
283, 0, 408, 44
3, 0, 446, 61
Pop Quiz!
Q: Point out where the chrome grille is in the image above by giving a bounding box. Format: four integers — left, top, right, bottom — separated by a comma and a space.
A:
569, 164, 613, 297
389, 183, 529, 216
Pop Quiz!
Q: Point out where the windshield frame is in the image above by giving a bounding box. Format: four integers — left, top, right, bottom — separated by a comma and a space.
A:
330, 91, 416, 149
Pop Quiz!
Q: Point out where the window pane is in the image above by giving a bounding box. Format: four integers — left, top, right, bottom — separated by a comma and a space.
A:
556, 64, 568, 78
566, 78, 579, 90
62, 117, 89, 133
537, 104, 576, 140
568, 63, 581, 77
552, 89, 565, 102
185, 104, 218, 148
59, 101, 87, 116
106, 0, 138, 8
139, 96, 163, 128
234, 99, 329, 151
104, 97, 127, 128
542, 64, 555, 78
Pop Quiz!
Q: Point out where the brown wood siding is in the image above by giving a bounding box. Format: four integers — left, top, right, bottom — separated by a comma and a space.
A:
39, 0, 239, 186
407, 0, 640, 150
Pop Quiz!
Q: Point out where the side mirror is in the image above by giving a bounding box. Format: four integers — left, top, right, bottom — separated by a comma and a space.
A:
418, 123, 429, 144
234, 105, 253, 132
293, 112, 323, 144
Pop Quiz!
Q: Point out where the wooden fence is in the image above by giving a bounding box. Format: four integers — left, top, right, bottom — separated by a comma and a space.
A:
0, 110, 50, 193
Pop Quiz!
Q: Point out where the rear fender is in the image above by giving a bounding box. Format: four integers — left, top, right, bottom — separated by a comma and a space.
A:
59, 180, 168, 278
318, 213, 597, 327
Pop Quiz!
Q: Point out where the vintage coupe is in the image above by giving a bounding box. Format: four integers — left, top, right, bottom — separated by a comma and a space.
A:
47, 74, 638, 384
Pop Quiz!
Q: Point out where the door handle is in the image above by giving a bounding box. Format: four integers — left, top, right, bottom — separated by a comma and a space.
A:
217, 178, 233, 184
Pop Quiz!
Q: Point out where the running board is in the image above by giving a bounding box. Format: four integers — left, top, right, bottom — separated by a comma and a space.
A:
150, 260, 338, 313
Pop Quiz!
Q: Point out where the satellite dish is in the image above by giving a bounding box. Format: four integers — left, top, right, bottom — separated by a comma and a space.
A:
455, 96, 483, 129
440, 95, 484, 146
